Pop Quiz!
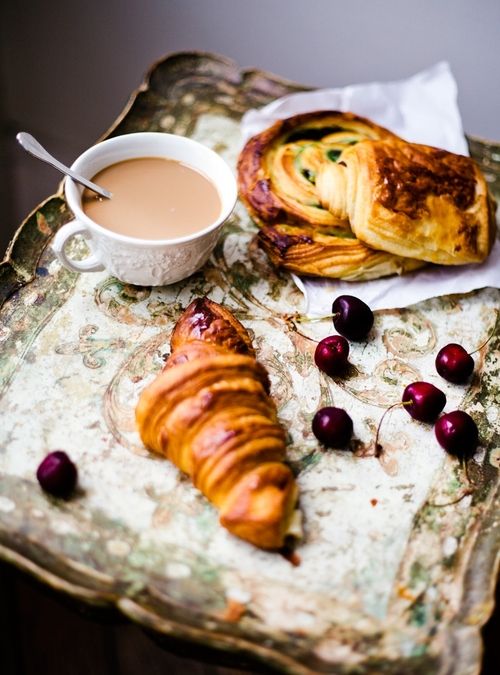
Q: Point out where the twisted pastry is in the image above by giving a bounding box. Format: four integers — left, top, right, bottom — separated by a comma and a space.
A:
237, 110, 424, 280
136, 298, 298, 550
238, 110, 400, 229
317, 139, 496, 265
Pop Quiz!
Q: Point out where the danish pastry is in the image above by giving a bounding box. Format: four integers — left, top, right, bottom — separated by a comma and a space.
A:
237, 111, 424, 280
238, 110, 400, 229
317, 139, 496, 264
136, 298, 298, 550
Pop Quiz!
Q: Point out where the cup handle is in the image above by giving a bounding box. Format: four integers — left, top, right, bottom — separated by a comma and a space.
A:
52, 220, 105, 274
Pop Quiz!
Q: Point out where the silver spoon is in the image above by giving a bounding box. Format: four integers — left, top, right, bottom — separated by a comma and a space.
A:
16, 131, 112, 199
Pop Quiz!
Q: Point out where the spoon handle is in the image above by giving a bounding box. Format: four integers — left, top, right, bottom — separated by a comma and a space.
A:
16, 132, 112, 199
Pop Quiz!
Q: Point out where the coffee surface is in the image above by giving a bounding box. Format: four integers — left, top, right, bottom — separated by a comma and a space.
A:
82, 157, 221, 239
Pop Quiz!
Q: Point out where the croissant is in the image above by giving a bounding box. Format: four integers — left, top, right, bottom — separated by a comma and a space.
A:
135, 298, 298, 550
317, 139, 496, 265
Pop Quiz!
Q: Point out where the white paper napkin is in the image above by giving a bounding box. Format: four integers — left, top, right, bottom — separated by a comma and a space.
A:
240, 62, 499, 312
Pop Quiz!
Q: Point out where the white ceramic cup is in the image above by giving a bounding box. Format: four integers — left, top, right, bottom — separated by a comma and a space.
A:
52, 132, 237, 286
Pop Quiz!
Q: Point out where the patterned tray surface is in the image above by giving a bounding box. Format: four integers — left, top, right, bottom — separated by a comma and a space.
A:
0, 53, 499, 675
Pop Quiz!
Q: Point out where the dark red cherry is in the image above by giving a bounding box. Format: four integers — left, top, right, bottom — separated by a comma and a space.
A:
435, 411, 479, 460
331, 295, 374, 341
312, 407, 353, 448
402, 382, 446, 422
36, 451, 77, 498
435, 343, 474, 383
314, 335, 349, 376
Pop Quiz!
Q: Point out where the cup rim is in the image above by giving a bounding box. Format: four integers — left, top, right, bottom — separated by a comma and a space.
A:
64, 132, 238, 247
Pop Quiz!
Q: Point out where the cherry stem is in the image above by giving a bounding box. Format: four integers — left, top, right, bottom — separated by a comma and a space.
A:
463, 457, 481, 488
296, 312, 340, 324
427, 489, 473, 508
427, 457, 479, 507
279, 544, 301, 566
469, 315, 498, 355
374, 401, 410, 457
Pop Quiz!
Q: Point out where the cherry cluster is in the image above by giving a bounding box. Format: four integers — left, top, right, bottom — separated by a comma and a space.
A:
311, 295, 482, 462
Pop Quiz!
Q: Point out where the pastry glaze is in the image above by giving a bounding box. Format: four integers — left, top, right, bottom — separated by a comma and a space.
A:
317, 140, 496, 265
136, 298, 298, 550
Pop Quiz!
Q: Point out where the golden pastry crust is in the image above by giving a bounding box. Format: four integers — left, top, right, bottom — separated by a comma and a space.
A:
237, 110, 400, 229
258, 223, 425, 280
136, 298, 298, 550
318, 140, 496, 264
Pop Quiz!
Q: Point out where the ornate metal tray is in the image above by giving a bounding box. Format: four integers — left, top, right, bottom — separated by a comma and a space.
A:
0, 52, 498, 674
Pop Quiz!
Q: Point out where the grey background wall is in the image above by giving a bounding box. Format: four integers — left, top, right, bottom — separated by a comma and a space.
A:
1, 0, 500, 253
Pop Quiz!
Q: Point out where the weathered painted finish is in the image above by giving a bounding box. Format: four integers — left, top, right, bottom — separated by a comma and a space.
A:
0, 53, 499, 674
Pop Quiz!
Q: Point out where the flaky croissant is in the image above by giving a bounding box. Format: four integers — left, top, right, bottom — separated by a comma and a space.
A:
317, 139, 496, 265
136, 298, 298, 550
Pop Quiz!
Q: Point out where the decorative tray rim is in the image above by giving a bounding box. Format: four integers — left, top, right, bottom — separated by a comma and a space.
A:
1, 50, 498, 675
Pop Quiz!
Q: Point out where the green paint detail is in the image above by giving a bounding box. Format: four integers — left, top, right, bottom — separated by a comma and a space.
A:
290, 449, 322, 476
411, 643, 428, 658
220, 218, 246, 237
382, 373, 399, 386
0, 254, 79, 394
409, 561, 430, 588
293, 349, 314, 371
410, 601, 427, 627
229, 262, 260, 294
